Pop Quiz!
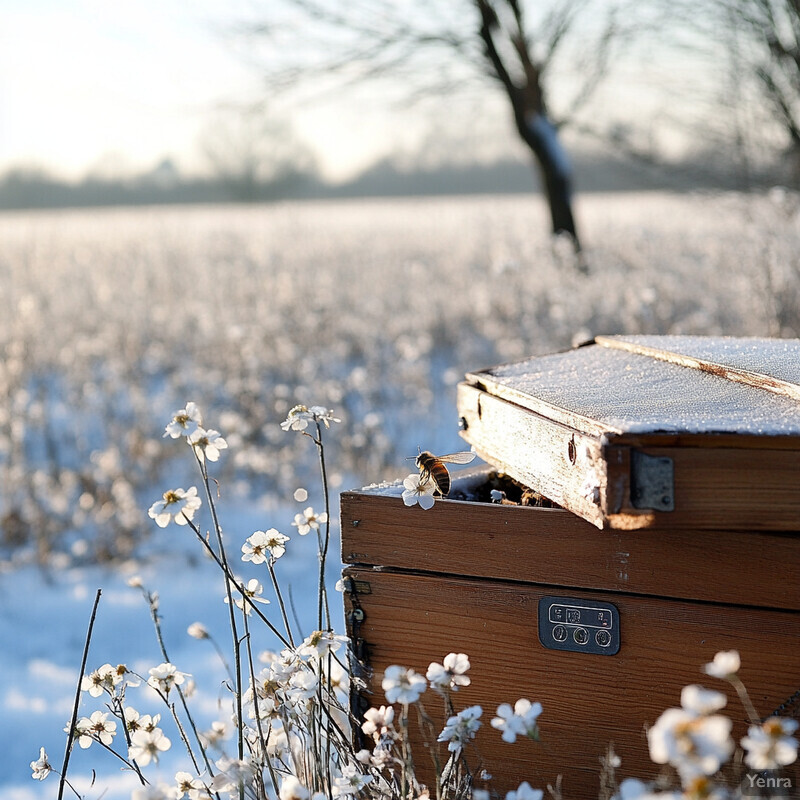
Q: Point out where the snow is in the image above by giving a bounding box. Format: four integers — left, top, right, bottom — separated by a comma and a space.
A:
472, 343, 800, 436
2, 190, 800, 795
1, 496, 344, 798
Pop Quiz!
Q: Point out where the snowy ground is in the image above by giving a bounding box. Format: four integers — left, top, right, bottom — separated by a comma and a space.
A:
3, 491, 347, 798
2, 190, 800, 796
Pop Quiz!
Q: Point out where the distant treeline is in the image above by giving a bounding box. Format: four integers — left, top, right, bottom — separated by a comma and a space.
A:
0, 152, 775, 211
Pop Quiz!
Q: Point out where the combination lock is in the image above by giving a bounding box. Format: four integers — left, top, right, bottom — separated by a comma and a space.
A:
538, 595, 620, 656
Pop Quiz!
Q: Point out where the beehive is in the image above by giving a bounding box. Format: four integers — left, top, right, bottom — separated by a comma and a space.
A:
341, 336, 800, 796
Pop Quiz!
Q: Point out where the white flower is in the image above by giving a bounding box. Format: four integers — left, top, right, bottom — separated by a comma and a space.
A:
427, 652, 471, 693
72, 710, 117, 748
504, 782, 544, 800
382, 665, 426, 705
124, 707, 162, 734
292, 507, 328, 535
287, 666, 319, 704
703, 650, 741, 680
129, 727, 171, 766
148, 486, 201, 527
188, 427, 228, 462
680, 685, 728, 716
242, 528, 289, 562
280, 776, 311, 800
740, 717, 799, 770
81, 663, 119, 697
30, 747, 51, 780
297, 629, 348, 659
648, 706, 733, 780
200, 720, 228, 749
175, 770, 207, 800
148, 662, 188, 696
281, 404, 340, 432
438, 705, 482, 753
361, 705, 395, 737
164, 402, 202, 438
225, 578, 270, 615
492, 698, 543, 743
332, 764, 373, 796
402, 473, 436, 509
187, 622, 209, 640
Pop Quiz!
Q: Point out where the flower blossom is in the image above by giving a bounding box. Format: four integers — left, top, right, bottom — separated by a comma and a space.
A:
164, 402, 202, 439
225, 578, 270, 615
281, 405, 340, 432
297, 630, 348, 660
492, 698, 543, 743
124, 707, 161, 734
438, 705, 483, 753
504, 783, 544, 800
81, 663, 120, 697
30, 747, 51, 780
427, 652, 471, 693
382, 665, 426, 705
703, 650, 741, 680
361, 705, 395, 738
129, 727, 171, 766
70, 710, 117, 749
648, 686, 734, 781
175, 770, 208, 800
740, 716, 799, 770
187, 622, 209, 640
292, 507, 327, 535
189, 427, 228, 462
147, 662, 188, 696
332, 764, 373, 796
243, 528, 290, 562
401, 473, 436, 510
279, 776, 310, 800
148, 486, 201, 527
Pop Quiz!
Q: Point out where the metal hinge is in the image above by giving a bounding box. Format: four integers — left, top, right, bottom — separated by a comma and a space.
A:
630, 450, 674, 512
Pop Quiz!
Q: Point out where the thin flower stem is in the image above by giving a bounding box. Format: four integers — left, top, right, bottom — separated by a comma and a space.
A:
95, 737, 146, 773
313, 422, 333, 632
207, 632, 234, 684
268, 559, 295, 648
194, 453, 245, 799
58, 588, 102, 800
241, 619, 279, 800
145, 588, 218, 788
184, 517, 290, 648
109, 696, 147, 785
52, 772, 82, 800
730, 675, 762, 725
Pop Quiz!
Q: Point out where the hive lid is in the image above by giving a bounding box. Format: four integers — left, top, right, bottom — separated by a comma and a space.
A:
457, 336, 800, 530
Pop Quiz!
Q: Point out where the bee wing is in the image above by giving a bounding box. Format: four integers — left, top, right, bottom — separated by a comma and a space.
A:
436, 451, 477, 465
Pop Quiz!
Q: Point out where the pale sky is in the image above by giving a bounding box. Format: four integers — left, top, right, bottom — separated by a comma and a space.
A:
0, 0, 412, 181
0, 1, 730, 184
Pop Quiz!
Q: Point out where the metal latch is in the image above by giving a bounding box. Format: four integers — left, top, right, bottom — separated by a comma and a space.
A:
630, 450, 674, 511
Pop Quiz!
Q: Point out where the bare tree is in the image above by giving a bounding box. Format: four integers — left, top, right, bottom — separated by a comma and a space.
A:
723, 0, 800, 181
245, 0, 633, 254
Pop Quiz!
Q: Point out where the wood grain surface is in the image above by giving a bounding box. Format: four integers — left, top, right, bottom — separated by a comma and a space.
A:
344, 568, 800, 798
341, 491, 800, 611
457, 381, 800, 531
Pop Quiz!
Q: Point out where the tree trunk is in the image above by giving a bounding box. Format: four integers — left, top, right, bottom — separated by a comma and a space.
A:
517, 110, 580, 251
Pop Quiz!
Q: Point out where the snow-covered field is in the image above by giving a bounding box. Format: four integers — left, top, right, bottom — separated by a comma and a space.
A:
2, 191, 799, 797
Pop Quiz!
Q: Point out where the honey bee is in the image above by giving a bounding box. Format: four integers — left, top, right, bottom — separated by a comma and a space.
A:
415, 449, 477, 496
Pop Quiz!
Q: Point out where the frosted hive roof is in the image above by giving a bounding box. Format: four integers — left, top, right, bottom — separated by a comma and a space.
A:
467, 336, 800, 437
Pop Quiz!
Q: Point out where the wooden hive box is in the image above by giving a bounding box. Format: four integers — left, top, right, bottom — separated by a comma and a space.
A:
341, 336, 800, 797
